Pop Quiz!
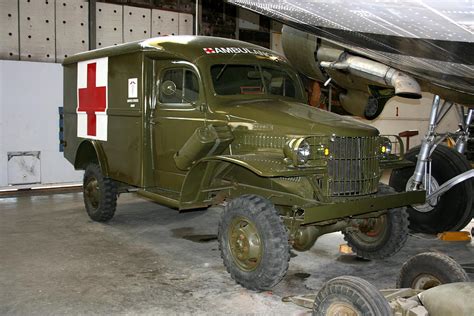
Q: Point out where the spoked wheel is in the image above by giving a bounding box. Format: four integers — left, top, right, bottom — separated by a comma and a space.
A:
83, 163, 117, 222
397, 252, 469, 290
218, 194, 290, 291
313, 276, 391, 316
343, 184, 409, 259
390, 145, 474, 233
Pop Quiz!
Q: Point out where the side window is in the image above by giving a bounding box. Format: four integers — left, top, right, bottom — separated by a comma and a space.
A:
159, 68, 199, 105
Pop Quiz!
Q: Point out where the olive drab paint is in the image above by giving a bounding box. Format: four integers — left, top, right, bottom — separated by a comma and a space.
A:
62, 35, 427, 291
63, 35, 424, 216
62, 35, 425, 248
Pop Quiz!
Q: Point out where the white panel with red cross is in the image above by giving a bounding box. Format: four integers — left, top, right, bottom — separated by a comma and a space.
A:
76, 57, 108, 141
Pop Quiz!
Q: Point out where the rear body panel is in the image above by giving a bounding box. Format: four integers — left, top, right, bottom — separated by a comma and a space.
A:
63, 52, 144, 186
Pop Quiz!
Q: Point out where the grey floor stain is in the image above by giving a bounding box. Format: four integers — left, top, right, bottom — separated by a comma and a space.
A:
336, 254, 371, 264
171, 227, 218, 243
294, 273, 311, 279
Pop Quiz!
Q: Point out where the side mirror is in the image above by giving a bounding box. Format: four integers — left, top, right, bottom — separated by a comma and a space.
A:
161, 80, 177, 96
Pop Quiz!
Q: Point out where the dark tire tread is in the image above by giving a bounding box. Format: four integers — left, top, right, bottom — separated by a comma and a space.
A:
218, 194, 290, 291
343, 184, 409, 260
397, 252, 469, 289
83, 163, 117, 222
313, 276, 391, 316
389, 145, 474, 233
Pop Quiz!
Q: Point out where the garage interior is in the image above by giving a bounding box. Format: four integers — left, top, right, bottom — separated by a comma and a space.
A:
1, 0, 473, 315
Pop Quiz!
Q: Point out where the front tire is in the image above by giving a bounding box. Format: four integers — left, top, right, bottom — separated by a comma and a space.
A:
218, 195, 290, 291
390, 145, 474, 233
342, 184, 409, 260
83, 163, 117, 222
313, 276, 391, 316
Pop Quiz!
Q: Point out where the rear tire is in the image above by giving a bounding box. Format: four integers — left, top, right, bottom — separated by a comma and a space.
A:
390, 145, 474, 233
83, 163, 117, 222
342, 184, 409, 259
397, 252, 469, 290
313, 276, 391, 316
218, 195, 290, 290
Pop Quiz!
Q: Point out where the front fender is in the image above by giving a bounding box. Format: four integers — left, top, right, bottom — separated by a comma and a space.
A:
178, 153, 325, 209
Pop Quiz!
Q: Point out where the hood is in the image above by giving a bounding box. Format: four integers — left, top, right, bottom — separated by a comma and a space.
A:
219, 99, 378, 137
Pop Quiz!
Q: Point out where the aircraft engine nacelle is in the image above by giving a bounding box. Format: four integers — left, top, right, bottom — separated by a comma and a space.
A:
282, 26, 422, 119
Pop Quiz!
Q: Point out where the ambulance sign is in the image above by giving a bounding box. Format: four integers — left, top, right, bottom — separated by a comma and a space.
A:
203, 47, 276, 58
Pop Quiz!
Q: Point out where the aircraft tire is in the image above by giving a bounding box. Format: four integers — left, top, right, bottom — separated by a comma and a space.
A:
390, 145, 474, 234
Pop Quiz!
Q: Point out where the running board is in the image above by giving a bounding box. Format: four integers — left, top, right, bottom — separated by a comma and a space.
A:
136, 189, 180, 209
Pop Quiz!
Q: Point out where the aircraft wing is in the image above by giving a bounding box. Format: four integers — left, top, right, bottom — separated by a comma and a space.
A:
229, 0, 474, 107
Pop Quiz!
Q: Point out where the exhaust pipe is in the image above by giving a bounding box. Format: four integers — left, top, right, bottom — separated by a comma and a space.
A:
320, 55, 422, 99
281, 26, 421, 99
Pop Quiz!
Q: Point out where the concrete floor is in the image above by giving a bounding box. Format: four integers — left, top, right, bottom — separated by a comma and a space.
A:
1, 192, 473, 315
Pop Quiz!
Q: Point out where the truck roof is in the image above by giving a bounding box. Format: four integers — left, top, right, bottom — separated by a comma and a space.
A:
63, 35, 285, 65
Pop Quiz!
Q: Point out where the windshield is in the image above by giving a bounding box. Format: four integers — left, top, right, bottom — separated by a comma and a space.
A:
210, 64, 302, 99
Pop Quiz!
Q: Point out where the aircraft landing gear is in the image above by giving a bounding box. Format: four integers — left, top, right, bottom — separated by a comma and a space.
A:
390, 95, 474, 233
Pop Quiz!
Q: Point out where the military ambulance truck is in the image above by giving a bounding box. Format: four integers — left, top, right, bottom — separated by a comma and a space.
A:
62, 36, 425, 290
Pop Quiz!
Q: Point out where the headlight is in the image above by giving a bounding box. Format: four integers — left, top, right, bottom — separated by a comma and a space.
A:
380, 137, 392, 157
284, 138, 312, 166
297, 140, 311, 163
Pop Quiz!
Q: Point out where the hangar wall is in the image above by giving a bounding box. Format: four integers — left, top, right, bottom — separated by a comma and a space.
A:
0, 60, 83, 188
0, 0, 194, 63
0, 0, 195, 189
361, 94, 459, 148
0, 1, 460, 189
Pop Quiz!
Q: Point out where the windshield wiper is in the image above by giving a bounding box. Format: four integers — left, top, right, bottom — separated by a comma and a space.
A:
215, 63, 228, 81
215, 53, 238, 81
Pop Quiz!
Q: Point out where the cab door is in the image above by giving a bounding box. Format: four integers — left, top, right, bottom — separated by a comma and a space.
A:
150, 60, 206, 192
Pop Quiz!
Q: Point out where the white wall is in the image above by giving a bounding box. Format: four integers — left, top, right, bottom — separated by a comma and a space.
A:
0, 60, 83, 188
358, 92, 459, 149
0, 62, 3, 184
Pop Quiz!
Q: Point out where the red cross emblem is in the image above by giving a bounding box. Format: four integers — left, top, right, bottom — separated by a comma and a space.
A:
203, 47, 215, 54
78, 62, 106, 136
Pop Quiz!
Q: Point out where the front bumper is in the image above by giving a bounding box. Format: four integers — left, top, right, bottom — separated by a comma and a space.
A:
303, 190, 425, 224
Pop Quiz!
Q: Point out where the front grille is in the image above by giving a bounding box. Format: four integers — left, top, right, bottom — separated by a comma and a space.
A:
327, 136, 379, 196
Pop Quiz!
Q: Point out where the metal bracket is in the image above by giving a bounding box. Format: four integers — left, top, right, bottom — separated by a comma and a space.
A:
282, 294, 316, 309
426, 169, 474, 201
411, 95, 440, 188
455, 107, 473, 154
409, 95, 473, 204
